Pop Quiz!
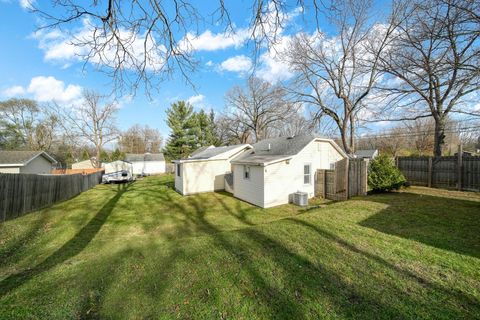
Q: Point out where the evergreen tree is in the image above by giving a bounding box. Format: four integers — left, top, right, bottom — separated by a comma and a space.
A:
100, 150, 111, 162
164, 101, 197, 159
81, 150, 91, 161
110, 148, 124, 161
195, 109, 218, 147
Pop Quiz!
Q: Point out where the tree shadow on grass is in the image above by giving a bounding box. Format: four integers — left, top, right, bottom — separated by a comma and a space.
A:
359, 192, 480, 259
0, 183, 130, 298
167, 195, 410, 319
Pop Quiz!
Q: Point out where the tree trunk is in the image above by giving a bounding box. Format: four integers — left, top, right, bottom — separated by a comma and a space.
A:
340, 126, 352, 155
433, 116, 446, 157
95, 146, 102, 168
349, 114, 355, 154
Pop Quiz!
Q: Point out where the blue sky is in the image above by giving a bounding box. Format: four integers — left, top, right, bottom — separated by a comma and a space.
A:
0, 1, 315, 140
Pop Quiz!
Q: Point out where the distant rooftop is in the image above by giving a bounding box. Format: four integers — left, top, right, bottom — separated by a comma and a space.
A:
0, 150, 57, 165
354, 149, 378, 158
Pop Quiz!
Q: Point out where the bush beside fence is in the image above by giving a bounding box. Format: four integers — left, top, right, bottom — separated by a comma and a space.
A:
0, 171, 103, 221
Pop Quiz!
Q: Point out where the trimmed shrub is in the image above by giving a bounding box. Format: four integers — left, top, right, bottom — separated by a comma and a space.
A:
368, 155, 406, 192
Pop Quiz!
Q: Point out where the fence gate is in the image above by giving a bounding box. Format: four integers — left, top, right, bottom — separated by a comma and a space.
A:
315, 158, 367, 201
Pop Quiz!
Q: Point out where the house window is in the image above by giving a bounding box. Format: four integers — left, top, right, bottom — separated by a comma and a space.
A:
304, 164, 311, 184
244, 165, 250, 180
176, 164, 181, 177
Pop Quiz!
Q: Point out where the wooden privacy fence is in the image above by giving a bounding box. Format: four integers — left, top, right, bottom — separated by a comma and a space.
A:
0, 171, 103, 221
315, 158, 368, 201
396, 155, 480, 192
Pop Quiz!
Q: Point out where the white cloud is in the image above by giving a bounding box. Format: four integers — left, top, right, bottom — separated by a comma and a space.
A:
220, 55, 252, 74
255, 36, 294, 83
33, 18, 166, 71
2, 85, 25, 96
179, 28, 249, 52
205, 60, 214, 67
187, 94, 205, 105
3, 76, 82, 104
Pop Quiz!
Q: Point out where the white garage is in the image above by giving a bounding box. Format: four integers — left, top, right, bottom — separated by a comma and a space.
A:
124, 153, 166, 176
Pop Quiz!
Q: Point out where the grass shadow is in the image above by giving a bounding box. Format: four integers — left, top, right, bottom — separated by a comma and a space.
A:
359, 191, 480, 258
0, 183, 130, 298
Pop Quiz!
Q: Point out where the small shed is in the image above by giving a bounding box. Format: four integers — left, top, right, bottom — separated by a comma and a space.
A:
124, 153, 165, 175
0, 150, 57, 174
172, 144, 251, 195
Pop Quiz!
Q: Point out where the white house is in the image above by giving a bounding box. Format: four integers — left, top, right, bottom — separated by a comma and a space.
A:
0, 150, 57, 174
124, 153, 165, 175
172, 144, 252, 195
231, 135, 347, 208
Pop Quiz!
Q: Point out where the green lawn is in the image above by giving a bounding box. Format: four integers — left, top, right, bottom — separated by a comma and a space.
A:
1, 175, 479, 319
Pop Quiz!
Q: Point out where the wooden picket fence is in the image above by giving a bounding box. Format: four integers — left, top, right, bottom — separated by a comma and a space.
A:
315, 158, 368, 201
0, 171, 103, 221
396, 155, 480, 192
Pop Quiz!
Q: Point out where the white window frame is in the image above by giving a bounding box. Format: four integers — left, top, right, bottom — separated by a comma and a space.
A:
243, 165, 250, 180
176, 163, 181, 177
303, 163, 312, 185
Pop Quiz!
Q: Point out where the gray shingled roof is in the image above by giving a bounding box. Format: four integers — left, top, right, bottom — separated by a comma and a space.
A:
0, 150, 57, 165
232, 134, 335, 165
187, 144, 249, 160
190, 145, 214, 157
251, 134, 319, 156
125, 153, 165, 162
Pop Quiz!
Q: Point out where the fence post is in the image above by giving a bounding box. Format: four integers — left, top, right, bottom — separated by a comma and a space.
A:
345, 158, 350, 200
428, 157, 432, 188
322, 170, 327, 199
457, 144, 463, 191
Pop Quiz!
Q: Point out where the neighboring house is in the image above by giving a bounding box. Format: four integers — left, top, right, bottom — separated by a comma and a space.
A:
231, 135, 347, 208
354, 149, 379, 160
72, 158, 97, 169
0, 150, 57, 174
172, 144, 252, 195
102, 160, 134, 176
124, 153, 165, 175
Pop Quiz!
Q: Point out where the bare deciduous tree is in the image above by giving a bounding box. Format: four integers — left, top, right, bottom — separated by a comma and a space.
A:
55, 90, 119, 167
225, 77, 297, 143
376, 0, 480, 156
286, 0, 398, 154
119, 124, 163, 154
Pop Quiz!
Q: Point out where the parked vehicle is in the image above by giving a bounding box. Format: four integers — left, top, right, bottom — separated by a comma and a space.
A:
102, 170, 133, 184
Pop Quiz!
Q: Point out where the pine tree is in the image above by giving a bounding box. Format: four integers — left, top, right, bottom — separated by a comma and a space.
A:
164, 101, 198, 159
110, 148, 124, 161
196, 109, 218, 147
81, 150, 90, 161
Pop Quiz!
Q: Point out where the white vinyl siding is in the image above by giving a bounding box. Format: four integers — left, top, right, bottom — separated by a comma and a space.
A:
233, 164, 264, 207
262, 140, 345, 208
175, 160, 232, 195
0, 167, 20, 174
131, 161, 165, 175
